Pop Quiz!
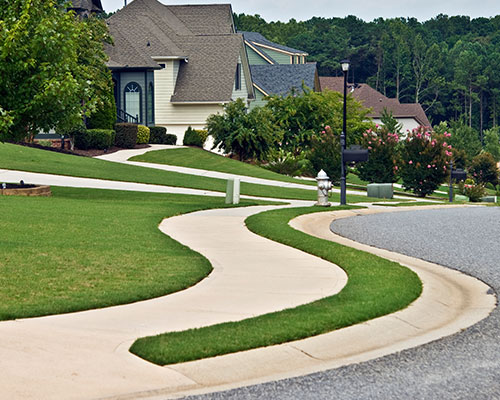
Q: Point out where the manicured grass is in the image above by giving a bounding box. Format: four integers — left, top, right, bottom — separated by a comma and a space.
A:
130, 206, 422, 366
0, 143, 386, 202
130, 147, 316, 186
0, 187, 272, 320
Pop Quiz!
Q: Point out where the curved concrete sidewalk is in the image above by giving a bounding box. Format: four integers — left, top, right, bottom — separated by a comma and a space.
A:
118, 205, 495, 400
0, 205, 347, 400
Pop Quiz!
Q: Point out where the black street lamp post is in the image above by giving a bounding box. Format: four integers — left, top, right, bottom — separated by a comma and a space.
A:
340, 59, 350, 205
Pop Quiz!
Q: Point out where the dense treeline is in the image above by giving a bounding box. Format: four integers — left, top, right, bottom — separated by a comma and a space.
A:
234, 13, 500, 137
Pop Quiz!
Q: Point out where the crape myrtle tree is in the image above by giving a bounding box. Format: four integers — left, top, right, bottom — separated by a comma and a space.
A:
399, 127, 453, 197
0, 0, 112, 142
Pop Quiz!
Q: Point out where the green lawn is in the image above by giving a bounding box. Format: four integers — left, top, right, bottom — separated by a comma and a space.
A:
130, 206, 422, 366
0, 187, 271, 320
0, 143, 387, 202
130, 147, 316, 186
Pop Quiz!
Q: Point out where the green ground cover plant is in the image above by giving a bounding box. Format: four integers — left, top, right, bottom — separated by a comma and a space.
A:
130, 147, 316, 186
0, 187, 273, 320
130, 206, 422, 365
0, 143, 385, 203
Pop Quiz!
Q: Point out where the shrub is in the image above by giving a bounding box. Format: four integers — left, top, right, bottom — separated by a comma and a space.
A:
399, 127, 453, 197
74, 129, 115, 150
458, 178, 485, 202
136, 125, 150, 144
149, 126, 177, 145
114, 123, 138, 149
264, 149, 314, 177
483, 127, 500, 162
356, 125, 400, 183
36, 139, 53, 147
207, 99, 279, 160
86, 91, 117, 130
183, 126, 207, 148
485, 182, 495, 191
308, 125, 341, 182
469, 152, 499, 186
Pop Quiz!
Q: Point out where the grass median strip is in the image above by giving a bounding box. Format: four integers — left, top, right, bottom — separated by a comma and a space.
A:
130, 206, 422, 366
0, 187, 273, 320
130, 147, 316, 186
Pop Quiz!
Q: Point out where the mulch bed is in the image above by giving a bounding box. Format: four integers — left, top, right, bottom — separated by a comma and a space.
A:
18, 142, 150, 157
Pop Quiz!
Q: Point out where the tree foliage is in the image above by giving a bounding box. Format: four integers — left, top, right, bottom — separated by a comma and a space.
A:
235, 13, 500, 133
264, 87, 372, 155
0, 0, 112, 142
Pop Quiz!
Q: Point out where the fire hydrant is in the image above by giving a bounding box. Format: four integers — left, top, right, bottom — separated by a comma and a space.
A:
315, 169, 332, 206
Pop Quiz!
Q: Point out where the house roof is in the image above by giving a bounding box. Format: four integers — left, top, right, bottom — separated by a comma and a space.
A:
240, 31, 307, 56
251, 64, 318, 96
106, 0, 245, 102
319, 76, 431, 127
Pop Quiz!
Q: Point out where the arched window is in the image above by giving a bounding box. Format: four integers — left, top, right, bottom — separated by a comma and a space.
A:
124, 82, 142, 123
147, 81, 154, 125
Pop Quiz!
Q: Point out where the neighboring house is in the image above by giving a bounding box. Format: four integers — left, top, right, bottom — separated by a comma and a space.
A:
320, 77, 431, 132
67, 0, 103, 18
241, 31, 320, 109
105, 0, 254, 140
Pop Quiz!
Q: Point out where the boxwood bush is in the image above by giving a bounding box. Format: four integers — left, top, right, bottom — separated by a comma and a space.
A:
149, 126, 176, 145
137, 125, 150, 144
115, 123, 138, 149
74, 129, 115, 150
183, 127, 208, 148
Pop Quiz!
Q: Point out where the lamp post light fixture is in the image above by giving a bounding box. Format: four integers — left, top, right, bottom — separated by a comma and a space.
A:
340, 59, 350, 205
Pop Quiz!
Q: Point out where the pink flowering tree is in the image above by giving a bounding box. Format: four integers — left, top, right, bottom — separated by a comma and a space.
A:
399, 127, 453, 197
356, 125, 400, 183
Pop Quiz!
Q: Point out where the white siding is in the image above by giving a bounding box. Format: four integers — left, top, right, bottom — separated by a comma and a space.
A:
372, 117, 421, 135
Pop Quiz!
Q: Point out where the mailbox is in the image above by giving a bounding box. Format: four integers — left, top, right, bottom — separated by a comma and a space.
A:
343, 145, 369, 163
451, 168, 467, 182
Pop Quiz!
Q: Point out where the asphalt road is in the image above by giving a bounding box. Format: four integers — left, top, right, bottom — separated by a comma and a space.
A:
183, 206, 499, 400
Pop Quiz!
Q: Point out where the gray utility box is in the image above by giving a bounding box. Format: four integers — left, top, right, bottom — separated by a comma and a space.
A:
480, 196, 497, 203
367, 183, 394, 199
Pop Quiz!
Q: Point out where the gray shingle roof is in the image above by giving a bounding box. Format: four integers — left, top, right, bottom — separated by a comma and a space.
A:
106, 0, 244, 102
251, 64, 317, 96
240, 31, 307, 55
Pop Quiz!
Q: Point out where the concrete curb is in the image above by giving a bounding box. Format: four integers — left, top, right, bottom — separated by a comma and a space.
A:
110, 205, 496, 400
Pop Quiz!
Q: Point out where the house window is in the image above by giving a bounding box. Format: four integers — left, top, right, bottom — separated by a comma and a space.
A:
235, 63, 241, 90
147, 82, 154, 125
124, 82, 142, 122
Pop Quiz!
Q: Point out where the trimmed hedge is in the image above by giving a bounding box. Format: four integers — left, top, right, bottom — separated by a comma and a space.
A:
137, 125, 151, 144
74, 129, 115, 150
149, 126, 177, 145
183, 127, 208, 147
115, 123, 138, 149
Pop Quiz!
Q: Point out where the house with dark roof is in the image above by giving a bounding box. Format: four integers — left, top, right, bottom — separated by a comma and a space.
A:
105, 0, 254, 140
320, 77, 430, 132
68, 0, 103, 18
241, 31, 320, 109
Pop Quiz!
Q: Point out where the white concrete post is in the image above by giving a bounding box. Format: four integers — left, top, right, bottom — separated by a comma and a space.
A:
225, 178, 240, 204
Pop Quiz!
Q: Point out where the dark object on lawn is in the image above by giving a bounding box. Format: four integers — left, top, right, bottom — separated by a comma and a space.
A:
449, 162, 467, 202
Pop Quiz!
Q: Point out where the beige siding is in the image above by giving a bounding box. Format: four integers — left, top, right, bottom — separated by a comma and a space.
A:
154, 59, 223, 127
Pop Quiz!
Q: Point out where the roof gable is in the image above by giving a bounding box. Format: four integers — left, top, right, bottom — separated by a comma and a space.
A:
106, 0, 247, 102
241, 31, 307, 55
